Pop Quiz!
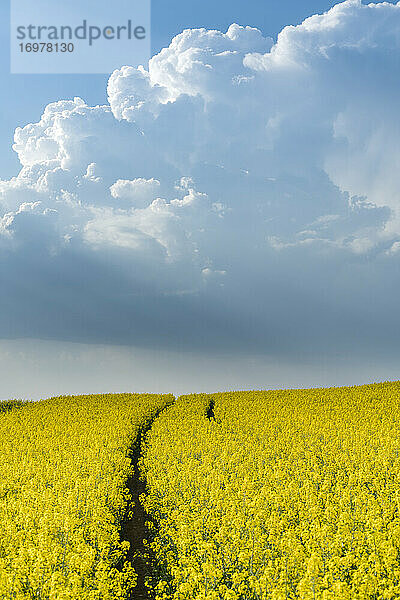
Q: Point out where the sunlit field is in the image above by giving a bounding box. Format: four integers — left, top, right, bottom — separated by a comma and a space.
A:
143, 383, 400, 600
1, 382, 400, 599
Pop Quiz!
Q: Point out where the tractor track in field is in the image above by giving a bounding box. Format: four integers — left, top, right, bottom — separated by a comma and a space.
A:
119, 406, 169, 600
120, 396, 215, 599
206, 398, 215, 420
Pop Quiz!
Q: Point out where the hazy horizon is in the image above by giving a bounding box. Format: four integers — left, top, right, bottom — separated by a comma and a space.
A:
1, 338, 398, 402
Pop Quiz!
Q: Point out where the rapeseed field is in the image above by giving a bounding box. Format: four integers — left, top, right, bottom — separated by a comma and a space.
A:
142, 383, 400, 600
0, 393, 172, 599
2, 383, 400, 599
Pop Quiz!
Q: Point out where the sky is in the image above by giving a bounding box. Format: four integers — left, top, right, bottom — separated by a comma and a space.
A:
0, 0, 376, 178
0, 0, 399, 400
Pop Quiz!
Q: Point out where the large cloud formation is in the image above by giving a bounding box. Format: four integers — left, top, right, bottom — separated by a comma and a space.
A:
1, 0, 400, 359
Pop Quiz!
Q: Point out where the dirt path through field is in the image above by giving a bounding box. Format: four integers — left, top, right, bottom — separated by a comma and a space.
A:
120, 407, 169, 600
121, 396, 214, 599
206, 398, 215, 420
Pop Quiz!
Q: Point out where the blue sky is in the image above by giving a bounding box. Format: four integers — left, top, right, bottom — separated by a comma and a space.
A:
0, 0, 399, 398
